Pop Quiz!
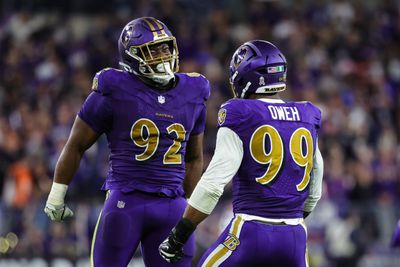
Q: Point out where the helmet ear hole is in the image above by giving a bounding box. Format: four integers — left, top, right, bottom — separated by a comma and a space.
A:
256, 67, 269, 75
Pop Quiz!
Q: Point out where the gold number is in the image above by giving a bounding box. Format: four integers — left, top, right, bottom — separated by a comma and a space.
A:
130, 119, 186, 164
250, 125, 283, 185
164, 123, 186, 164
130, 119, 160, 161
250, 126, 314, 191
290, 128, 313, 191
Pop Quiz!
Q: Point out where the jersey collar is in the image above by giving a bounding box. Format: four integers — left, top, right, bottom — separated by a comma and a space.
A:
258, 98, 285, 103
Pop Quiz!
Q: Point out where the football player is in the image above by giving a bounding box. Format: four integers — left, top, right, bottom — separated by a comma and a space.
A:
159, 40, 324, 267
44, 17, 210, 267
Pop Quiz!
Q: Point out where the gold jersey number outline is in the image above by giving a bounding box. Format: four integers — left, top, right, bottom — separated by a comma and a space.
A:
130, 118, 186, 164
250, 125, 313, 191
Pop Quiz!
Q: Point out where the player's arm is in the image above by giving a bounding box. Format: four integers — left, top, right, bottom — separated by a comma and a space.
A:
159, 127, 243, 263
303, 142, 324, 218
44, 117, 99, 221
183, 133, 204, 198
183, 101, 208, 198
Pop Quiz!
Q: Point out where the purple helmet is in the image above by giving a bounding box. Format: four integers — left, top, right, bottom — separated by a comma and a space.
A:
229, 40, 287, 98
118, 17, 179, 84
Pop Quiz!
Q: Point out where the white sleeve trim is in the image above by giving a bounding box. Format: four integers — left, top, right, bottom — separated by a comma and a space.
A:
188, 127, 243, 214
303, 143, 324, 212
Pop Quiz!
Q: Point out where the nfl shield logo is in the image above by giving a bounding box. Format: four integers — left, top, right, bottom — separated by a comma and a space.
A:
117, 200, 125, 209
158, 95, 165, 104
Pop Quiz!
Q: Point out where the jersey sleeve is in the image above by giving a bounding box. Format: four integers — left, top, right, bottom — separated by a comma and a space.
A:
188, 127, 243, 214
78, 70, 113, 134
216, 100, 245, 133
201, 76, 211, 102
303, 143, 324, 213
185, 72, 211, 102
309, 102, 322, 130
189, 74, 210, 135
191, 104, 206, 135
91, 68, 114, 95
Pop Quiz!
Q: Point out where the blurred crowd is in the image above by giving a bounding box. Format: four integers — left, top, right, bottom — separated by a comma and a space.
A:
0, 0, 399, 266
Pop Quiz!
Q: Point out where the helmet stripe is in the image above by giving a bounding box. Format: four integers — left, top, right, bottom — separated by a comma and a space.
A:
150, 18, 167, 35
143, 18, 158, 38
143, 17, 166, 37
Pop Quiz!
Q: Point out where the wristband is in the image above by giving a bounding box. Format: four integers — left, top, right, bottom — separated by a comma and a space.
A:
172, 218, 196, 244
47, 182, 68, 206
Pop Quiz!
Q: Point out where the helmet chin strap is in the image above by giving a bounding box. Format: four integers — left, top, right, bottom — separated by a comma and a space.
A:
122, 49, 175, 86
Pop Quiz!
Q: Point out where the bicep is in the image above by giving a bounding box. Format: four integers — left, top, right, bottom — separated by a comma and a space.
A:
66, 116, 100, 153
185, 133, 204, 162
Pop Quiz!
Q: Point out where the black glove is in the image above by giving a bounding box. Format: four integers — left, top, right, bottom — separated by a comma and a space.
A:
159, 218, 196, 263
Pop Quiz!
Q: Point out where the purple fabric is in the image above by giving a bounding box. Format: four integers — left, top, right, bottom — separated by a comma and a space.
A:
78, 69, 209, 197
217, 99, 321, 218
92, 190, 195, 267
191, 102, 207, 135
78, 91, 113, 134
198, 216, 307, 267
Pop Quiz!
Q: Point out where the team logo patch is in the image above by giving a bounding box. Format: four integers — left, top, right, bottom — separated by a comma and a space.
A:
123, 25, 134, 48
233, 47, 248, 68
92, 77, 98, 90
223, 234, 240, 251
218, 108, 227, 125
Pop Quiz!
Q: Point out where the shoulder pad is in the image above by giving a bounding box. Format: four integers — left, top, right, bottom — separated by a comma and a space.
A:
184, 73, 210, 102
305, 102, 322, 129
92, 68, 124, 95
201, 76, 211, 101
217, 99, 245, 128
185, 72, 204, 78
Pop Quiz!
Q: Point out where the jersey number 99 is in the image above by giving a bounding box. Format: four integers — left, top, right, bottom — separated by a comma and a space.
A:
250, 126, 313, 191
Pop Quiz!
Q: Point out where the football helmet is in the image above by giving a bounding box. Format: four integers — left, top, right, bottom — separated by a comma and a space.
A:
229, 40, 287, 98
118, 17, 179, 85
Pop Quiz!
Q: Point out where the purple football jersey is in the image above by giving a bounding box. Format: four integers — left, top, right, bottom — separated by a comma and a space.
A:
78, 68, 209, 197
218, 99, 321, 218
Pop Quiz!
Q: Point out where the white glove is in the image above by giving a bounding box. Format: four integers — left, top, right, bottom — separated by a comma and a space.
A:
44, 182, 74, 222
44, 203, 74, 221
